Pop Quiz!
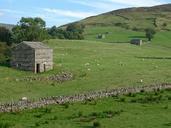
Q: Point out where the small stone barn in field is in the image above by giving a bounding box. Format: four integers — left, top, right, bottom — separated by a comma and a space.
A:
130, 39, 143, 46
11, 41, 53, 73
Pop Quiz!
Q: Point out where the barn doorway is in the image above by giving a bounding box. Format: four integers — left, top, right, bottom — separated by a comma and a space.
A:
43, 64, 46, 72
36, 64, 40, 73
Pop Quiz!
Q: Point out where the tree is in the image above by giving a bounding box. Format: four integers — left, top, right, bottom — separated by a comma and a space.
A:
12, 17, 49, 43
145, 28, 156, 41
48, 23, 85, 40
48, 26, 65, 39
65, 23, 85, 40
0, 27, 12, 45
0, 43, 11, 65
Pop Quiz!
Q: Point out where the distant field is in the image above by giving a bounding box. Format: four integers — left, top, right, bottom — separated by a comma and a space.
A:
84, 26, 145, 43
84, 26, 171, 44
0, 90, 171, 128
0, 29, 171, 102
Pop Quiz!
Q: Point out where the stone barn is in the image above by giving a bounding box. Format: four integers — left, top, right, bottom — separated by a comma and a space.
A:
130, 39, 143, 46
11, 41, 53, 73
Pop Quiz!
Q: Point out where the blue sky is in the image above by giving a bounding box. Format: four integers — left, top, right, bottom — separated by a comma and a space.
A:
0, 0, 170, 27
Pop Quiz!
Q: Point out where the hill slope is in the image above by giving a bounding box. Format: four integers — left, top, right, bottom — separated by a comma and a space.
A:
0, 34, 171, 102
65, 4, 171, 31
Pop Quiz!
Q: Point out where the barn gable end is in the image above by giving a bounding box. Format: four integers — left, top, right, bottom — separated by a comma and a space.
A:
11, 41, 53, 73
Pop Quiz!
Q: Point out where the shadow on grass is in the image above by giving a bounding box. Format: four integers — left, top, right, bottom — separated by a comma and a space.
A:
136, 56, 171, 60
0, 62, 10, 67
81, 126, 93, 128
108, 41, 129, 43
129, 36, 146, 39
163, 122, 171, 126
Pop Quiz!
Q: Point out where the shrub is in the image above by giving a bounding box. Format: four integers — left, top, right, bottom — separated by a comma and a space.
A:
165, 88, 171, 92
51, 83, 55, 86
0, 43, 11, 65
163, 105, 168, 109
90, 112, 98, 117
0, 27, 12, 45
132, 27, 139, 31
35, 122, 40, 127
79, 71, 87, 78
140, 89, 145, 93
43, 121, 49, 124
88, 100, 97, 105
154, 91, 159, 96
62, 103, 69, 109
78, 111, 83, 117
43, 107, 52, 113
34, 114, 42, 118
0, 122, 11, 128
93, 121, 101, 128
167, 96, 171, 100
127, 92, 136, 97
162, 23, 167, 27
51, 116, 58, 120
130, 99, 137, 103
119, 97, 126, 102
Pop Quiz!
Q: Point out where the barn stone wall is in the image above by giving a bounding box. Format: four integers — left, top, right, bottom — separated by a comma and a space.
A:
11, 44, 35, 72
35, 49, 53, 73
130, 39, 142, 46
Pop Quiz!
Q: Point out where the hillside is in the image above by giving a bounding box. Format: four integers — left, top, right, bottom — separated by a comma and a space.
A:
0, 37, 171, 127
64, 4, 171, 31
0, 30, 171, 102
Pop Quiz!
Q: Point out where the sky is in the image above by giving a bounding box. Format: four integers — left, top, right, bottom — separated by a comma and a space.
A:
0, 0, 170, 27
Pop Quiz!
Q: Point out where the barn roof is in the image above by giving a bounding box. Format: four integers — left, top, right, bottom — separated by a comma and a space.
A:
22, 41, 51, 49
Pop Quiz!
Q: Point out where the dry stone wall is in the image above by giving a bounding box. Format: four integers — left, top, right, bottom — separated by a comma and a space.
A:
0, 84, 171, 113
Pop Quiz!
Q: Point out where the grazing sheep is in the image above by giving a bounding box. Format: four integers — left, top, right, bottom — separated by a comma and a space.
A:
21, 97, 28, 101
140, 79, 143, 83
85, 63, 90, 66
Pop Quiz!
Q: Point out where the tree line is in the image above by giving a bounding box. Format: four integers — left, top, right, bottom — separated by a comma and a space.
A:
0, 17, 156, 46
0, 17, 85, 65
0, 17, 85, 46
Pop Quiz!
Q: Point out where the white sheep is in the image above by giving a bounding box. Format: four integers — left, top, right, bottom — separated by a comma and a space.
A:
21, 97, 28, 101
140, 79, 143, 83
85, 63, 90, 66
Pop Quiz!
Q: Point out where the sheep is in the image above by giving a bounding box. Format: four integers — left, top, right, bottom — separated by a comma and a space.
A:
21, 97, 28, 101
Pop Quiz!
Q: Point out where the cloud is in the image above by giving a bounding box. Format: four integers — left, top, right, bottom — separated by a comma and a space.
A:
0, 9, 24, 14
69, 0, 164, 11
43, 8, 96, 18
0, 12, 4, 16
68, 0, 121, 11
105, 0, 163, 6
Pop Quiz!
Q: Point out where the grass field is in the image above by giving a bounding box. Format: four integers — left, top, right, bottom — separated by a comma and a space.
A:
84, 26, 145, 42
0, 19, 171, 128
84, 26, 171, 45
1, 4, 171, 127
0, 28, 171, 103
0, 89, 171, 128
